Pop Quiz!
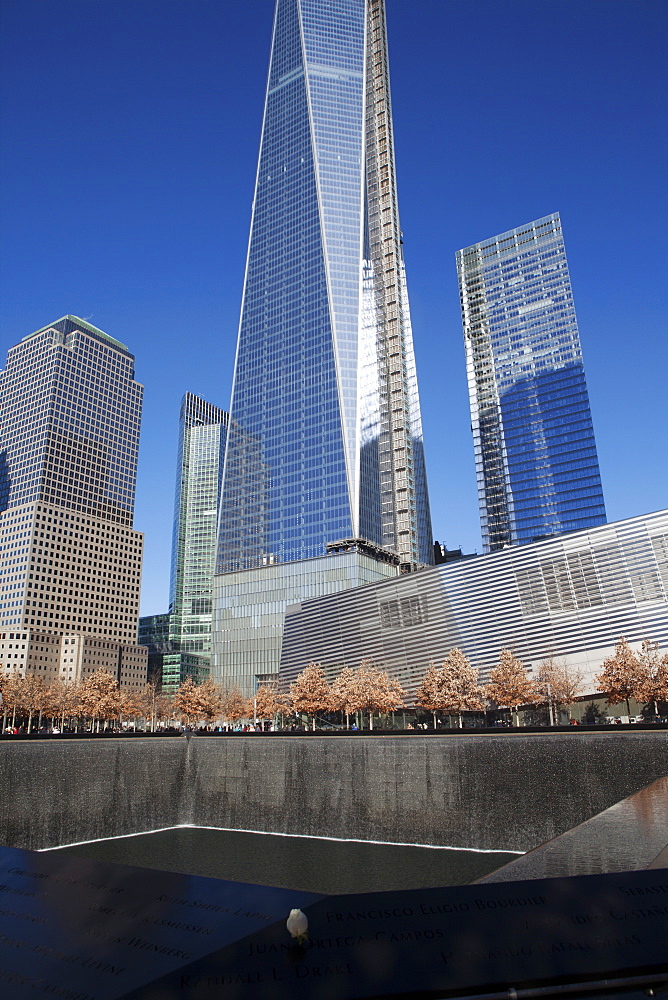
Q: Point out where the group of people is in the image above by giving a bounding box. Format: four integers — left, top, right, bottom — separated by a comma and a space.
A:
3, 725, 61, 735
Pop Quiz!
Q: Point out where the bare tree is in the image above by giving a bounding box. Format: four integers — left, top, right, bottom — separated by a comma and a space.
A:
136, 680, 164, 732
197, 677, 224, 728
155, 691, 174, 729
535, 657, 585, 724
137, 683, 173, 730
486, 648, 538, 726
290, 662, 332, 731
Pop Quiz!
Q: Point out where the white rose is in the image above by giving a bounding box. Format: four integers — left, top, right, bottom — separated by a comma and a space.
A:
286, 908, 308, 941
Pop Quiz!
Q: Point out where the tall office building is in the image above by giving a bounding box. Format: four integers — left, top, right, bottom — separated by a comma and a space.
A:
213, 0, 433, 695
139, 394, 227, 692
167, 393, 227, 688
0, 316, 147, 688
457, 214, 606, 554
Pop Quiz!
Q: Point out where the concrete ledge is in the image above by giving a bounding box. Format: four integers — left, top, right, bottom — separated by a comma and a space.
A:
1, 732, 667, 853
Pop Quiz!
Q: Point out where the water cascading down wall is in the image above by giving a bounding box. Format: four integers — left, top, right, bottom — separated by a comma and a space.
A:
2, 733, 667, 853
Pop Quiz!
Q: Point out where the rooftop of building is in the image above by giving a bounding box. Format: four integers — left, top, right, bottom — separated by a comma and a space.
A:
457, 212, 561, 259
21, 315, 132, 356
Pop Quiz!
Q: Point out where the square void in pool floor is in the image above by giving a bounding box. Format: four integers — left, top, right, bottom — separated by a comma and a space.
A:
44, 827, 519, 894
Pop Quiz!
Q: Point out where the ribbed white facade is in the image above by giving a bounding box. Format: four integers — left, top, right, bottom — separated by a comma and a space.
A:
279, 510, 668, 699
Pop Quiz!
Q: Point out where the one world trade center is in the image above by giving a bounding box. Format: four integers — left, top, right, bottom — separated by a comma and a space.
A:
213, 0, 433, 694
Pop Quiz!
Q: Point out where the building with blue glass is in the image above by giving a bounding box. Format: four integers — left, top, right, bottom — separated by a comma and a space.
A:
213, 0, 433, 695
457, 214, 606, 553
139, 393, 227, 692
169, 394, 228, 684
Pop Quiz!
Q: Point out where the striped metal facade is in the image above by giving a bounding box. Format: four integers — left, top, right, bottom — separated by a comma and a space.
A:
279, 510, 668, 699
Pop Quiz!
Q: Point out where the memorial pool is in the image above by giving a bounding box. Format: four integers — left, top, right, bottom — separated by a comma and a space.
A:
43, 826, 519, 892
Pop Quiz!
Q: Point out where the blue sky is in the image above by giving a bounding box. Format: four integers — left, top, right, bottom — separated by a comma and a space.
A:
1, 0, 666, 616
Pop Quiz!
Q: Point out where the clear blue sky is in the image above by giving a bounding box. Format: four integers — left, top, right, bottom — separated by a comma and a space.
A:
1, 0, 666, 616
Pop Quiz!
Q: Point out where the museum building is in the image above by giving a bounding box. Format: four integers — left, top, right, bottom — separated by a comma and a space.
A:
279, 509, 668, 701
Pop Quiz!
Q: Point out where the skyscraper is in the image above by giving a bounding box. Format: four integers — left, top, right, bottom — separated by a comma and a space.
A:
139, 394, 227, 692
213, 0, 432, 694
167, 393, 227, 686
0, 316, 147, 688
457, 213, 606, 553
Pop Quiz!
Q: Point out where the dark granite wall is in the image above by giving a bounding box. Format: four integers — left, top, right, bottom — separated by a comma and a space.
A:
1, 740, 190, 850
2, 733, 667, 852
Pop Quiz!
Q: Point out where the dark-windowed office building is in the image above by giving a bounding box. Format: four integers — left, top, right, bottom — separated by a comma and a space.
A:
0, 315, 147, 688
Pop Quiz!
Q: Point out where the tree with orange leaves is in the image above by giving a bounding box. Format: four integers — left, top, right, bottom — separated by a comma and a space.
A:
415, 662, 443, 729
221, 686, 249, 727
631, 640, 668, 718
173, 677, 203, 726
439, 648, 484, 728
78, 670, 121, 731
348, 659, 405, 731
596, 637, 646, 719
486, 648, 539, 726
290, 662, 331, 731
253, 684, 288, 728
330, 666, 358, 729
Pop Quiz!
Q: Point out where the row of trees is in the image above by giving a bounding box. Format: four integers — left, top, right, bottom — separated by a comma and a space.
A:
2, 637, 666, 733
290, 638, 668, 730
1, 672, 295, 733
0, 665, 406, 733
415, 639, 668, 726
288, 650, 587, 730
596, 638, 668, 718
172, 677, 268, 727
414, 648, 584, 727
284, 651, 586, 730
0, 672, 175, 733
289, 659, 405, 730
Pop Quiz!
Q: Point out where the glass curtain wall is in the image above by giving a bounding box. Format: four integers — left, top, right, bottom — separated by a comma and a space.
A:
170, 394, 228, 665
216, 0, 433, 578
457, 214, 606, 553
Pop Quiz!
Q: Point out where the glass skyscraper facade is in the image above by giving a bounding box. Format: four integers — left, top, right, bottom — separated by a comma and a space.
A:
169, 394, 228, 672
216, 0, 432, 576
139, 394, 227, 692
213, 0, 433, 694
457, 214, 606, 553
